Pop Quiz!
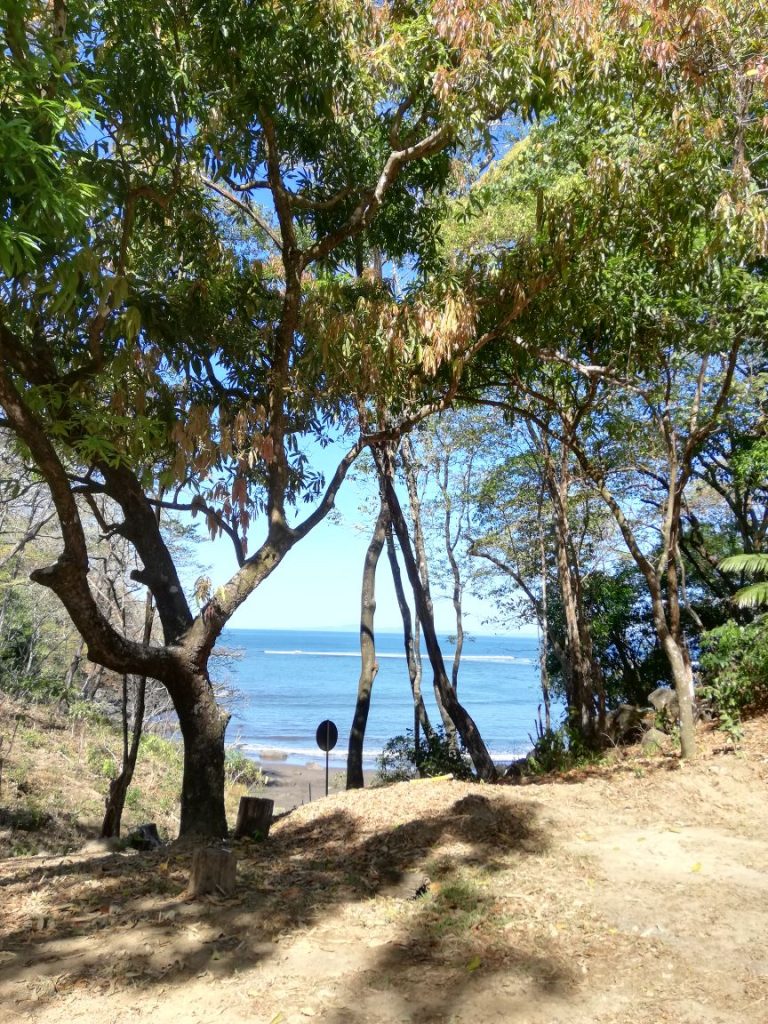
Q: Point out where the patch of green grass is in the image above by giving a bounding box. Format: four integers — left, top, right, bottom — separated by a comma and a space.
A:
86, 745, 118, 780
125, 786, 142, 811
19, 726, 46, 749
420, 875, 488, 940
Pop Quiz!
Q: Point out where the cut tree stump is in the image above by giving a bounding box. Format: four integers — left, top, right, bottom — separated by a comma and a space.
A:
188, 846, 237, 897
234, 796, 274, 839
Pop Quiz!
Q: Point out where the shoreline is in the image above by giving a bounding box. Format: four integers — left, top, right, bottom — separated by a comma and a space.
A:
256, 760, 377, 812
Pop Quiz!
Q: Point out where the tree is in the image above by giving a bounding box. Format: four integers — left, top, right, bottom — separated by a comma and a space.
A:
444, 11, 768, 756
2, 2, 604, 834
346, 484, 389, 790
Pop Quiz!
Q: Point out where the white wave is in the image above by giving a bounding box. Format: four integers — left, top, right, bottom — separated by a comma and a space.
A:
263, 648, 533, 665
244, 742, 532, 762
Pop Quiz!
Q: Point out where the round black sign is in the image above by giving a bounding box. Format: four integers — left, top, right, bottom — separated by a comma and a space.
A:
316, 719, 339, 752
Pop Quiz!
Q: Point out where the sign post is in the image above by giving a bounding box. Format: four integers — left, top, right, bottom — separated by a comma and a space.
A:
315, 719, 339, 797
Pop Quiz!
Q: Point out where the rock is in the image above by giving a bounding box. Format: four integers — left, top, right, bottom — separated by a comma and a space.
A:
80, 836, 123, 855
604, 704, 647, 744
641, 728, 671, 755
648, 687, 679, 715
126, 823, 163, 850
503, 758, 529, 779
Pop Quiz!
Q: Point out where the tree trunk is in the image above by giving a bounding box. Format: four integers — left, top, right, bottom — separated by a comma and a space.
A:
657, 554, 697, 759
102, 587, 154, 838
81, 665, 104, 699
540, 439, 600, 746
347, 492, 389, 789
658, 627, 697, 758
537, 524, 552, 732
175, 677, 230, 837
64, 638, 85, 690
381, 465, 497, 782
400, 436, 457, 746
439, 460, 464, 692
385, 523, 433, 741
101, 672, 146, 837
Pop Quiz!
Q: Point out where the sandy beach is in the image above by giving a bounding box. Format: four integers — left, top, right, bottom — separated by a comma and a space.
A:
257, 759, 377, 813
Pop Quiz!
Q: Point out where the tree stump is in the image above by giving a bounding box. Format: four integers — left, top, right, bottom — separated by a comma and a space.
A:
188, 847, 237, 897
234, 796, 274, 839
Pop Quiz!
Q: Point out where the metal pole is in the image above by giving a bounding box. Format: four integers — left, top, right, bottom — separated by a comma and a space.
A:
325, 721, 330, 796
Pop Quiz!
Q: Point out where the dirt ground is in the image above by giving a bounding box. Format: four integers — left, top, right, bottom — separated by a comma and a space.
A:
1, 719, 767, 1024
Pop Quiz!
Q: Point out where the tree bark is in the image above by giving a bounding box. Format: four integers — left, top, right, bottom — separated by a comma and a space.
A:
537, 432, 601, 746
188, 847, 237, 897
400, 436, 457, 746
234, 796, 274, 839
101, 672, 146, 837
385, 524, 433, 741
173, 673, 230, 837
347, 491, 389, 789
439, 457, 464, 692
537, 520, 552, 732
380, 459, 497, 782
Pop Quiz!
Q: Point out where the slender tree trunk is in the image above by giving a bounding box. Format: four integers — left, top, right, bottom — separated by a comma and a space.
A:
380, 465, 497, 782
385, 525, 432, 735
439, 460, 465, 692
541, 442, 600, 746
651, 596, 696, 758
101, 590, 154, 837
101, 672, 146, 837
81, 665, 104, 699
400, 436, 457, 746
64, 638, 85, 690
347, 492, 389, 789
659, 553, 697, 758
537, 525, 552, 732
385, 526, 433, 772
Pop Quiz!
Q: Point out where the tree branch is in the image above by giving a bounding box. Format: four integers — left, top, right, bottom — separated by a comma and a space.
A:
201, 175, 283, 250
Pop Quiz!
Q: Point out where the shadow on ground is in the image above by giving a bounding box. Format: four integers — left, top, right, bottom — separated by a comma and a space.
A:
0, 786, 573, 1021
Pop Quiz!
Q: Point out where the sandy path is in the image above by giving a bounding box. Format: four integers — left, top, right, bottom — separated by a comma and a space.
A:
1, 723, 767, 1024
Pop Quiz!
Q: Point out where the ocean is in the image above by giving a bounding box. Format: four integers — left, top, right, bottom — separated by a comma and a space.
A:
218, 629, 547, 769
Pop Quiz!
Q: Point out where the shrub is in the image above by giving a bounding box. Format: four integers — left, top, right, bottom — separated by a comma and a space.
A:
140, 732, 183, 768
68, 699, 108, 725
376, 729, 475, 784
522, 721, 602, 775
86, 746, 118, 779
700, 617, 768, 741
224, 747, 270, 788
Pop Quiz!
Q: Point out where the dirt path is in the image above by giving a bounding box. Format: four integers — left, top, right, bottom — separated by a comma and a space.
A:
1, 723, 767, 1024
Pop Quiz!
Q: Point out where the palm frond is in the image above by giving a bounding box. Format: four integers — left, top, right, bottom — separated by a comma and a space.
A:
719, 553, 768, 578
731, 582, 768, 609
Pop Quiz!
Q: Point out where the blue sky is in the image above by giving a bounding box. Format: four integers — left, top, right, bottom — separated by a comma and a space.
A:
203, 434, 536, 636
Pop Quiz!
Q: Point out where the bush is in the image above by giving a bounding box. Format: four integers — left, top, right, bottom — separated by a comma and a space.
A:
525, 726, 570, 774
700, 617, 768, 741
376, 729, 475, 784
521, 721, 602, 775
140, 732, 183, 768
68, 700, 108, 725
224, 747, 270, 788
86, 745, 118, 779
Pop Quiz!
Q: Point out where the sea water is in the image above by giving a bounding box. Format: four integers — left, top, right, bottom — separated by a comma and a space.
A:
219, 629, 548, 769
